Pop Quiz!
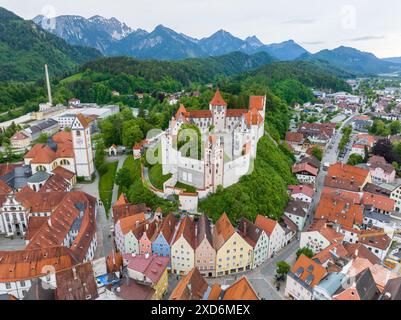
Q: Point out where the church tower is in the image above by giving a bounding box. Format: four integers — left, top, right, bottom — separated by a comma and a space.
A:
72, 114, 95, 180
204, 135, 224, 192
209, 89, 227, 133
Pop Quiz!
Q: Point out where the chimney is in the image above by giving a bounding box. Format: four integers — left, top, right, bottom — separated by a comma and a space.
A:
45, 64, 53, 106
145, 253, 150, 259
47, 218, 52, 228
145, 224, 149, 231
72, 267, 77, 280
355, 249, 359, 257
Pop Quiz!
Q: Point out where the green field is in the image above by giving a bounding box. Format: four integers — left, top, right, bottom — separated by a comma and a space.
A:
148, 163, 172, 190
175, 181, 197, 193
99, 161, 118, 216
60, 72, 83, 84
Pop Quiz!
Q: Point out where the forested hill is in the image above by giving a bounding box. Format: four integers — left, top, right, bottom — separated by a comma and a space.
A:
0, 7, 101, 81
240, 61, 352, 92
80, 51, 276, 85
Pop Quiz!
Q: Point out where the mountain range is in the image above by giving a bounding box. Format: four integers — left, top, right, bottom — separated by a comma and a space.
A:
0, 7, 101, 81
32, 15, 309, 61
32, 13, 401, 76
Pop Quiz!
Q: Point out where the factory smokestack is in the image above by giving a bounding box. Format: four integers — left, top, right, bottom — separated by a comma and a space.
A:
45, 64, 53, 106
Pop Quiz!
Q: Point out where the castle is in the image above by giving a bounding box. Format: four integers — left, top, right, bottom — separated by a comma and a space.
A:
161, 90, 266, 198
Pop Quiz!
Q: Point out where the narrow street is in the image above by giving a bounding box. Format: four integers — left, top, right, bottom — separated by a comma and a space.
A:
76, 153, 127, 259
305, 113, 358, 229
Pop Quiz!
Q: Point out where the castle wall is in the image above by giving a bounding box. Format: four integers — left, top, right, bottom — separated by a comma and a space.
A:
223, 153, 251, 188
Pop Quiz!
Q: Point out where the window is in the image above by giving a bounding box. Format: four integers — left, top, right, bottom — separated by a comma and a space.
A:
76, 130, 81, 137
5, 283, 11, 289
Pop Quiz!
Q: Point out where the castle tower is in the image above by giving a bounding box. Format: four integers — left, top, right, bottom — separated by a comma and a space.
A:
204, 135, 224, 192
209, 89, 227, 133
72, 114, 95, 180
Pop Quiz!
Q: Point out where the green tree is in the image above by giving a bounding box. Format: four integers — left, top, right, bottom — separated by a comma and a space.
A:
122, 120, 143, 148
36, 133, 49, 144
115, 167, 133, 190
347, 154, 364, 166
276, 261, 291, 275
390, 120, 401, 135
296, 247, 314, 259
311, 146, 323, 161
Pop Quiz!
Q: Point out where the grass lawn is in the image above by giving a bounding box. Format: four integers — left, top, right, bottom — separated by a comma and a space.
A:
175, 181, 197, 193
99, 161, 118, 216
60, 72, 83, 84
148, 163, 172, 190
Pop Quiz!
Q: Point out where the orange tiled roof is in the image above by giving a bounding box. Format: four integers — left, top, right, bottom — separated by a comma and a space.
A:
315, 193, 364, 228
213, 213, 235, 250
226, 109, 248, 118
76, 113, 90, 129
39, 174, 71, 193
249, 96, 265, 111
189, 110, 212, 118
222, 277, 259, 300
254, 215, 277, 237
173, 216, 196, 249
0, 246, 77, 282
210, 89, 227, 107
324, 163, 370, 192
26, 192, 97, 262
286, 132, 304, 143
292, 163, 318, 176
118, 213, 146, 235
52, 166, 75, 181
362, 192, 395, 212
290, 254, 327, 288
244, 107, 264, 127
169, 268, 209, 300
307, 219, 344, 244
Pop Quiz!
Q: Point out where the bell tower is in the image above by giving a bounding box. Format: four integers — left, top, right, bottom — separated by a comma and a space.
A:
72, 114, 95, 180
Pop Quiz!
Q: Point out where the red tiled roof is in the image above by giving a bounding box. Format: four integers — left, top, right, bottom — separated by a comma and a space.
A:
55, 262, 98, 300
52, 166, 75, 181
286, 132, 304, 143
210, 89, 227, 107
288, 185, 314, 198
189, 110, 212, 118
307, 219, 344, 244
222, 277, 259, 300
249, 96, 265, 111
226, 109, 248, 117
292, 163, 318, 176
213, 213, 235, 250
126, 254, 169, 284
290, 254, 327, 288
173, 216, 196, 249
324, 163, 370, 192
169, 267, 209, 300
362, 192, 395, 212
315, 193, 363, 228
0, 247, 77, 282
254, 215, 277, 237
39, 174, 70, 193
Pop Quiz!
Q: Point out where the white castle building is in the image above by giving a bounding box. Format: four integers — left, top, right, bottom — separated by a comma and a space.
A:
160, 90, 266, 198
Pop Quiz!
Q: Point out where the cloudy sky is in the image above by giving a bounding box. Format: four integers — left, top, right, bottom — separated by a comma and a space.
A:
1, 0, 401, 57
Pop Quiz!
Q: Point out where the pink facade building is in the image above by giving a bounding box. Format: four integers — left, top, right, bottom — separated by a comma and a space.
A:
195, 214, 216, 277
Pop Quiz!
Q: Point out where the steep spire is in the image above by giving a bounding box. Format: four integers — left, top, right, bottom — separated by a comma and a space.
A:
210, 89, 227, 107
